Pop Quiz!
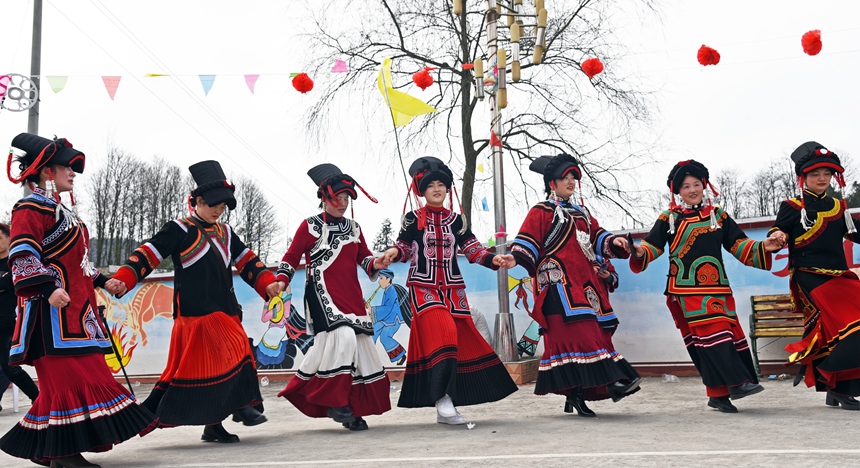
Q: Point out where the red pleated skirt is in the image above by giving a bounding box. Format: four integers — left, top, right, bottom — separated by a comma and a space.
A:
142, 312, 263, 426
398, 307, 517, 408
0, 353, 157, 462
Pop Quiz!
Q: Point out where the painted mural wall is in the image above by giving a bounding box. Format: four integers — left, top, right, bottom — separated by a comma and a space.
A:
92, 226, 860, 377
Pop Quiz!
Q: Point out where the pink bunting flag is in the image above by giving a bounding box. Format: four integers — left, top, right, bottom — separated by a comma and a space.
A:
244, 74, 260, 94
101, 76, 121, 100
332, 59, 348, 73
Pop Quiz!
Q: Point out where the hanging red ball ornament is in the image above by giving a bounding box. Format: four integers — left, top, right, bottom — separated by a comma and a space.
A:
801, 30, 822, 56
581, 57, 604, 79
697, 45, 721, 66
412, 66, 436, 91
292, 73, 314, 94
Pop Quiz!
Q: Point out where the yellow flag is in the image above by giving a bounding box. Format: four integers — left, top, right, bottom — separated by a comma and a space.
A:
477, 163, 485, 173
377, 58, 437, 126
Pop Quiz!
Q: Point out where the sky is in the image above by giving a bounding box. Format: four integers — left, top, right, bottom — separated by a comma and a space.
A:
2, 0, 860, 252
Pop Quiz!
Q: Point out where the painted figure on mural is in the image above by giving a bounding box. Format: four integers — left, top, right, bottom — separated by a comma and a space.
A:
113, 160, 279, 443
630, 159, 781, 413
369, 269, 410, 366
510, 153, 641, 419
383, 156, 518, 425
768, 142, 860, 410
255, 287, 314, 370
1, 133, 156, 467
276, 163, 392, 431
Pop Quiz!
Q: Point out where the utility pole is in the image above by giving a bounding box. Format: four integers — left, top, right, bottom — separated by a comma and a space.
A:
28, 0, 43, 135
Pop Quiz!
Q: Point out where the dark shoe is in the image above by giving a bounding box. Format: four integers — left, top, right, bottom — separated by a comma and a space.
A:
397, 354, 407, 365
201, 423, 240, 443
31, 459, 51, 467
565, 392, 596, 418
826, 391, 860, 410
343, 417, 369, 431
233, 405, 267, 426
728, 382, 764, 400
48, 454, 101, 468
707, 396, 738, 413
327, 406, 356, 424
606, 377, 641, 402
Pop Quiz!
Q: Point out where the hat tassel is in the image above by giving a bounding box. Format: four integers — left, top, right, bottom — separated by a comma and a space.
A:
667, 184, 677, 234
843, 199, 857, 234
549, 184, 566, 225
706, 181, 720, 230
797, 176, 814, 231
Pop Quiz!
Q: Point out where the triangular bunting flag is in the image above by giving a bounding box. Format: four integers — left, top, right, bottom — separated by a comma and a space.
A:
244, 74, 260, 94
145, 73, 168, 77
101, 76, 121, 100
377, 58, 438, 127
488, 236, 496, 247
289, 73, 299, 78
332, 59, 348, 73
481, 197, 489, 211
477, 163, 485, 173
199, 75, 216, 96
46, 76, 68, 93
490, 131, 502, 147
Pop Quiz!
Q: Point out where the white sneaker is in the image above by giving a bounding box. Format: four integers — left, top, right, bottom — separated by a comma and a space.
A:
435, 394, 456, 418
436, 410, 466, 425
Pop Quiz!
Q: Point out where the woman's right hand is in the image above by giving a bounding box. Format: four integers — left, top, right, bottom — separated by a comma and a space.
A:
382, 247, 399, 264
48, 288, 71, 308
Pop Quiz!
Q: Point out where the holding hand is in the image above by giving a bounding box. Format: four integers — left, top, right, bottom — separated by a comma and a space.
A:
493, 254, 516, 269
373, 255, 391, 270
613, 236, 629, 252
764, 231, 787, 252
265, 281, 283, 300
48, 288, 71, 308
382, 247, 399, 264
104, 278, 127, 297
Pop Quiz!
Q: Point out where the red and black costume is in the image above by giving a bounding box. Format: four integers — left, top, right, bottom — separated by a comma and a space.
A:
511, 154, 640, 416
770, 142, 860, 409
1, 134, 156, 464
277, 164, 391, 429
631, 160, 768, 411
393, 157, 517, 411
113, 160, 274, 434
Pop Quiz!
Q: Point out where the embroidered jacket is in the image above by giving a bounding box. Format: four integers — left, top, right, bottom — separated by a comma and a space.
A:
770, 189, 860, 276
278, 214, 377, 335
392, 206, 497, 318
8, 187, 111, 364
511, 200, 627, 329
115, 216, 274, 318
630, 205, 772, 296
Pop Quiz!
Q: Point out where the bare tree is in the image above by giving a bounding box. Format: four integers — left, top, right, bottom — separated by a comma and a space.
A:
225, 175, 284, 263
714, 168, 747, 218
300, 0, 659, 225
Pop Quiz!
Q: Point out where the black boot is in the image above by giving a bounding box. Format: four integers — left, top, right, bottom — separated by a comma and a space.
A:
327, 406, 356, 423
564, 390, 596, 418
707, 396, 738, 413
201, 423, 240, 443
728, 382, 764, 400
233, 405, 267, 426
826, 391, 860, 410
342, 417, 369, 431
606, 377, 641, 402
47, 453, 101, 468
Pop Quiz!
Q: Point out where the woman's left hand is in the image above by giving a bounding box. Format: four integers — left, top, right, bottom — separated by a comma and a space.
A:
613, 236, 629, 251
265, 281, 282, 300
493, 254, 516, 269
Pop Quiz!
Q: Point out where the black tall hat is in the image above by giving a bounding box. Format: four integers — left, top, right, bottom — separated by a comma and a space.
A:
408, 157, 453, 194
307, 163, 358, 199
667, 160, 709, 194
189, 160, 236, 210
791, 141, 844, 176
8, 133, 85, 182
529, 153, 581, 193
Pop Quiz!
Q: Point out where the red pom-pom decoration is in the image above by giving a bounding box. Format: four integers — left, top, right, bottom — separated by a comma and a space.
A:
292, 73, 314, 94
801, 30, 822, 56
697, 45, 721, 66
412, 66, 436, 91
581, 57, 604, 79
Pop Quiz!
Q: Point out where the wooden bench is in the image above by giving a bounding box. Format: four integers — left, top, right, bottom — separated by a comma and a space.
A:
748, 294, 804, 376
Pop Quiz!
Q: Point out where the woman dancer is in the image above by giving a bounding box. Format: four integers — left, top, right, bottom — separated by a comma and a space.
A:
630, 159, 778, 413
276, 164, 391, 431
113, 160, 278, 442
510, 153, 640, 418
768, 142, 860, 410
383, 156, 517, 425
1, 133, 156, 468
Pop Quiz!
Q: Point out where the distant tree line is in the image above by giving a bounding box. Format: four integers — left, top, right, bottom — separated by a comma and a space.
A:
85, 145, 283, 270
